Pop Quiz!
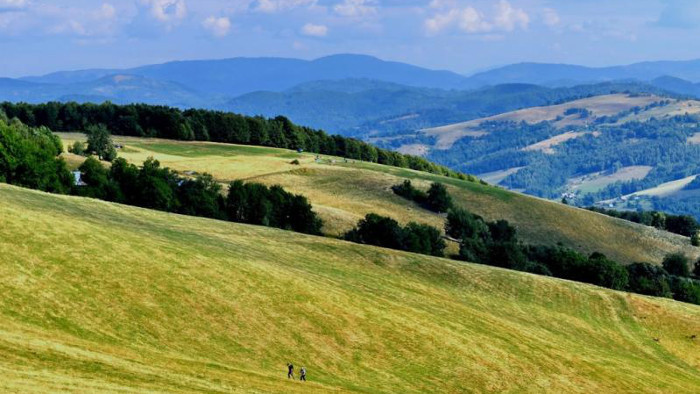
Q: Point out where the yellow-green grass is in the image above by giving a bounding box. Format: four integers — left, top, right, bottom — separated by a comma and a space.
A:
1, 183, 699, 392
57, 133, 699, 265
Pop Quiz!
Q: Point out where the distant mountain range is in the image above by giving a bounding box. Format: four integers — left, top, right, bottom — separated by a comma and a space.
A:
5, 54, 700, 106
5, 54, 700, 131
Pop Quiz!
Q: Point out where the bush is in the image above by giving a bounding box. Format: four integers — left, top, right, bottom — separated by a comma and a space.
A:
69, 140, 86, 155
226, 180, 323, 235
426, 182, 453, 213
581, 253, 629, 290
345, 213, 445, 257
445, 208, 489, 241
290, 159, 300, 165
669, 276, 700, 304
626, 262, 672, 298
662, 253, 691, 277
391, 180, 427, 205
695, 259, 700, 278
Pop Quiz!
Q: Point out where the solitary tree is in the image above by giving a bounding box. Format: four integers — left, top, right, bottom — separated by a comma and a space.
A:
86, 124, 117, 161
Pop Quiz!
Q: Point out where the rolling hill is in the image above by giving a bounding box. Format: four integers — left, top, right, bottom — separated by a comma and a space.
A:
1, 182, 699, 392
57, 133, 700, 266
466, 59, 700, 87
372, 92, 700, 220
22, 54, 471, 96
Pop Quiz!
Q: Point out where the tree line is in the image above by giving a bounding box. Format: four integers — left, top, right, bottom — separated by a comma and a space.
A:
0, 114, 323, 236
0, 101, 470, 180
587, 206, 699, 243
372, 179, 700, 305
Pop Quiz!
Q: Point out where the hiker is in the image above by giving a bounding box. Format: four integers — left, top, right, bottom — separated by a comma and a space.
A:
287, 363, 295, 379
300, 367, 307, 381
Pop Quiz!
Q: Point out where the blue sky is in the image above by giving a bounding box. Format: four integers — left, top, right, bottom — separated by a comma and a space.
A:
0, 0, 698, 77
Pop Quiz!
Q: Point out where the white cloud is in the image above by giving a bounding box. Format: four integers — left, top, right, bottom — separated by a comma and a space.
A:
493, 0, 528, 31
301, 22, 327, 36
140, 0, 186, 23
542, 8, 560, 27
43, 3, 119, 37
0, 0, 27, 10
424, 0, 528, 35
334, 0, 376, 18
203, 16, 231, 37
254, 0, 317, 13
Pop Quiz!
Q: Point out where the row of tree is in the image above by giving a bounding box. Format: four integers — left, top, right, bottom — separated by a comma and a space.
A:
77, 156, 323, 235
344, 213, 446, 257
0, 101, 471, 180
378, 180, 700, 305
586, 206, 699, 242
0, 114, 323, 236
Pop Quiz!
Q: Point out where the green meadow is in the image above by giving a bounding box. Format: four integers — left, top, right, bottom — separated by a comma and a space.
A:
0, 183, 699, 392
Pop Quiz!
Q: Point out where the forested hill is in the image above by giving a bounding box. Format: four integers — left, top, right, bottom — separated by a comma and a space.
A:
0, 101, 468, 180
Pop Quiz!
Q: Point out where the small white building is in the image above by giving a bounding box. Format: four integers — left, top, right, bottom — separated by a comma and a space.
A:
72, 171, 87, 186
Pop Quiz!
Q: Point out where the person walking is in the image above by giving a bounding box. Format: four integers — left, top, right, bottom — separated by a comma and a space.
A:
287, 363, 295, 379
300, 367, 307, 382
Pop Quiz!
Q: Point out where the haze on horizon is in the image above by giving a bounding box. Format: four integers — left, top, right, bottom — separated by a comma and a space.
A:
0, 0, 698, 77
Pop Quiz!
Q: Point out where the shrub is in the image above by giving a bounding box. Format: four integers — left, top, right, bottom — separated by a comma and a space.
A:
426, 182, 453, 213
69, 140, 86, 155
445, 208, 489, 241
290, 159, 300, 165
391, 180, 427, 204
662, 253, 691, 277
345, 213, 445, 257
669, 276, 700, 304
626, 262, 672, 298
581, 253, 629, 290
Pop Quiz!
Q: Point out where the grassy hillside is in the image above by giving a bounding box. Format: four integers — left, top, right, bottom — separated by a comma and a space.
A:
58, 133, 699, 265
1, 183, 699, 392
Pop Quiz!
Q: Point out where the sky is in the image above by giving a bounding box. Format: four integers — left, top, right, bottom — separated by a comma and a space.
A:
0, 0, 699, 77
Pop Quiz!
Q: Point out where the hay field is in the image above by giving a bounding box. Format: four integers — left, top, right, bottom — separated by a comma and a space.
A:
0, 184, 699, 392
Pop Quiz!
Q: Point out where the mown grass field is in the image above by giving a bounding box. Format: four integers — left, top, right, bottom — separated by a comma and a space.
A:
58, 133, 700, 265
0, 183, 699, 392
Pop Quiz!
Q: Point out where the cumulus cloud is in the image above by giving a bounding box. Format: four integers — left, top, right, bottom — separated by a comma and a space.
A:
203, 16, 231, 37
542, 7, 560, 27
254, 0, 317, 13
301, 22, 327, 36
425, 0, 528, 35
139, 0, 186, 24
334, 0, 377, 18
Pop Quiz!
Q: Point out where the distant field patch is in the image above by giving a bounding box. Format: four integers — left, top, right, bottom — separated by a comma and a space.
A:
569, 166, 653, 194
634, 174, 699, 198
522, 131, 590, 154
478, 167, 525, 185
396, 143, 430, 156
422, 94, 661, 149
